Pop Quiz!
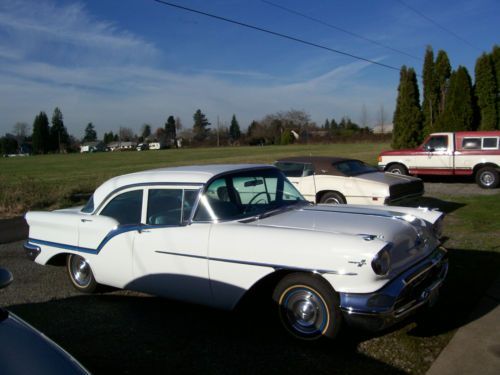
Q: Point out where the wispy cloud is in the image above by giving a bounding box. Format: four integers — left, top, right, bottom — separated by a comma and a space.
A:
0, 0, 395, 136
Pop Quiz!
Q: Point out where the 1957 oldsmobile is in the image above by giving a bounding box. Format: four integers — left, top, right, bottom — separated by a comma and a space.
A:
24, 164, 448, 340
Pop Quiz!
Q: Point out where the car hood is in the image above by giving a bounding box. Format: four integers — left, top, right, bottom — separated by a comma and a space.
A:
254, 204, 439, 275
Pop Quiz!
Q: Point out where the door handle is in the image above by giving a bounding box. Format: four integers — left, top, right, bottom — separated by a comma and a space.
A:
80, 219, 92, 223
138, 228, 150, 234
292, 181, 299, 185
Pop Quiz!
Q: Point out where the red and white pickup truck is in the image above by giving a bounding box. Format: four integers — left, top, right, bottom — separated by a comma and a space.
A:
378, 131, 500, 188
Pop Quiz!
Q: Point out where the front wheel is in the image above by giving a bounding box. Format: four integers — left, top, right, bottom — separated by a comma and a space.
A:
386, 163, 408, 175
476, 167, 499, 189
67, 254, 98, 293
273, 273, 342, 340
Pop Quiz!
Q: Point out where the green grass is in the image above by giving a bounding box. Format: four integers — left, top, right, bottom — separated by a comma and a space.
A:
0, 143, 387, 217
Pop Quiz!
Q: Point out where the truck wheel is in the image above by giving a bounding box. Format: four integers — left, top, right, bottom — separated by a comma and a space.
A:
386, 163, 408, 175
476, 167, 499, 189
67, 254, 98, 293
319, 191, 346, 204
273, 273, 342, 340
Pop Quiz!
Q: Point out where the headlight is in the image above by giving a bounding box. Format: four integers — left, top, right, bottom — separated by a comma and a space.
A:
371, 245, 392, 276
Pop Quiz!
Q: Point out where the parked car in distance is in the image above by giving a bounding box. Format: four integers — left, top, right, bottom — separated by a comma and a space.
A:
378, 131, 500, 188
0, 268, 90, 374
136, 143, 149, 151
25, 164, 447, 340
275, 156, 423, 205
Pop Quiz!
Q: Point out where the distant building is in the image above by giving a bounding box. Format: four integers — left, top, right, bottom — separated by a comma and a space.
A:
372, 123, 393, 134
106, 141, 136, 151
80, 141, 105, 153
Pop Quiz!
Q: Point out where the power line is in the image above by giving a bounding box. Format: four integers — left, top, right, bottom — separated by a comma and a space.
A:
153, 0, 402, 73
261, 0, 421, 61
395, 0, 480, 51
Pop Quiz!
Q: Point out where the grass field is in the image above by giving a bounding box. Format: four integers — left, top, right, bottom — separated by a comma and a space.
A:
0, 142, 387, 217
1, 142, 499, 373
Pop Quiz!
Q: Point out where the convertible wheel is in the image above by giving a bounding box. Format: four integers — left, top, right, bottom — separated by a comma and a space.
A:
273, 273, 342, 340
319, 191, 346, 204
67, 254, 98, 293
475, 167, 499, 189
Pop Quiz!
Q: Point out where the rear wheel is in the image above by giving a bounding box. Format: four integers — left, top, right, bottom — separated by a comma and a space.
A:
319, 191, 346, 204
67, 254, 98, 293
273, 273, 342, 340
476, 167, 499, 189
386, 163, 408, 175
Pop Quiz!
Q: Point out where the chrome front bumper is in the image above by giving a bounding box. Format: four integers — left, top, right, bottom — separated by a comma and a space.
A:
24, 241, 41, 261
339, 246, 448, 331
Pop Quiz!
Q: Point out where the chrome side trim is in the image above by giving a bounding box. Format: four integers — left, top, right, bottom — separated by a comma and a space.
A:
154, 250, 357, 276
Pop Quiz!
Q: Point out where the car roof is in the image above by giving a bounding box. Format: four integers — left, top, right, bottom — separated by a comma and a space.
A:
91, 164, 273, 210
275, 156, 358, 176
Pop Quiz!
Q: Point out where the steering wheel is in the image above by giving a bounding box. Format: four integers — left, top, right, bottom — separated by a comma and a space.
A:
243, 192, 269, 213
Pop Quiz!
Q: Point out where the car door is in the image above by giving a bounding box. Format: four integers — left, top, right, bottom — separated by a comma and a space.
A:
80, 188, 144, 288
410, 135, 453, 174
130, 187, 212, 305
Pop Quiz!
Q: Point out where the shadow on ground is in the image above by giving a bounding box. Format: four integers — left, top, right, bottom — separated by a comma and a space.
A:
405, 196, 466, 214
8, 293, 405, 375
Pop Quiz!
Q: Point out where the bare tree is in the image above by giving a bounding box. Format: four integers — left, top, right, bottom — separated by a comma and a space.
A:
119, 126, 134, 142
378, 105, 386, 133
175, 116, 183, 131
360, 104, 368, 128
12, 122, 29, 138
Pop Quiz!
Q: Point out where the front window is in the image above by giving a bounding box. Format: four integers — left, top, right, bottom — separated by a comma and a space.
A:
334, 160, 377, 176
424, 136, 448, 151
194, 169, 306, 221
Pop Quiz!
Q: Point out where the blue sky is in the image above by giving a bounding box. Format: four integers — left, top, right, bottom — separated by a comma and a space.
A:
0, 0, 498, 138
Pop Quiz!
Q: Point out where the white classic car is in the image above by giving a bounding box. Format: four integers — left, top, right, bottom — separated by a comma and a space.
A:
24, 164, 447, 340
275, 156, 424, 205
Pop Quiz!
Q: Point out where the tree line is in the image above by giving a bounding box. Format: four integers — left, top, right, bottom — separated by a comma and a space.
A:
392, 45, 500, 149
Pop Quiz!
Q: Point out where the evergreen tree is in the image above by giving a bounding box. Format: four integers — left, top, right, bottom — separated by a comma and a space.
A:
103, 132, 115, 144
438, 66, 474, 131
50, 107, 69, 152
229, 114, 241, 142
329, 118, 338, 131
392, 66, 423, 149
492, 45, 500, 128
165, 116, 176, 144
474, 53, 498, 130
422, 46, 439, 136
83, 123, 97, 142
192, 109, 210, 142
141, 124, 152, 139
323, 119, 330, 130
32, 111, 50, 154
435, 50, 451, 116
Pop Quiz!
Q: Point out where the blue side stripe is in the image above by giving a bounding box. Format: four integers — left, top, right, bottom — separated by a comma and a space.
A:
28, 224, 179, 255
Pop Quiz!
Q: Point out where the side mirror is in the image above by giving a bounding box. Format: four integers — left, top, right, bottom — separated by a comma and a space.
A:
424, 145, 435, 152
0, 268, 13, 289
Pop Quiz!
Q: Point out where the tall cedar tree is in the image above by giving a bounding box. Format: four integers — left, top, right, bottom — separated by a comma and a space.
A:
392, 66, 423, 149
165, 116, 176, 144
103, 132, 115, 144
32, 111, 50, 154
435, 50, 451, 116
492, 45, 500, 128
83, 123, 97, 142
474, 53, 498, 130
192, 110, 210, 142
229, 114, 241, 141
50, 107, 69, 152
438, 66, 474, 131
422, 46, 439, 137
141, 124, 152, 139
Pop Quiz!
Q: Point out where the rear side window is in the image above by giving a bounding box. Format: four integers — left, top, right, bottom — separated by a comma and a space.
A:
100, 190, 143, 225
462, 138, 481, 150
482, 137, 499, 149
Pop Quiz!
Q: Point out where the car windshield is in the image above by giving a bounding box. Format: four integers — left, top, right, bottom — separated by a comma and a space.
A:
334, 160, 378, 176
194, 168, 307, 221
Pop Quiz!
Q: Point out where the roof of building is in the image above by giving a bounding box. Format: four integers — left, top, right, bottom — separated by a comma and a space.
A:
91, 164, 272, 210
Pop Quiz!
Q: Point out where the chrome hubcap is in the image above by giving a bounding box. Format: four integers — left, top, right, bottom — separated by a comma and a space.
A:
390, 168, 402, 174
281, 287, 327, 337
480, 172, 494, 186
324, 197, 340, 204
70, 256, 91, 286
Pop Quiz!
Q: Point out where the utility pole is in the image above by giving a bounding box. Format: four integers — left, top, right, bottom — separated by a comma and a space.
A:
216, 116, 220, 147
